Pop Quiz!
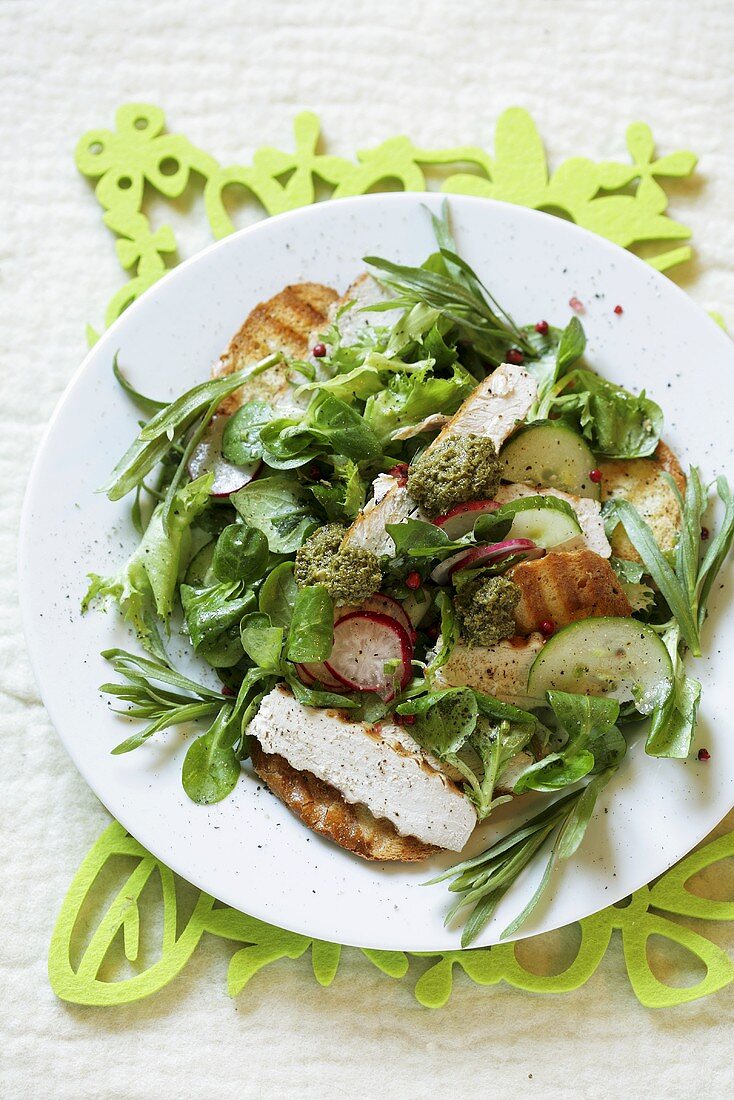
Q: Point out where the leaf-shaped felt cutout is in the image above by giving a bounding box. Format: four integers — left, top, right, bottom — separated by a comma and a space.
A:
228, 938, 312, 996
311, 940, 341, 986
292, 110, 321, 152
412, 949, 500, 1007
626, 122, 655, 166
48, 820, 214, 1006
455, 948, 500, 985
491, 107, 548, 202
200, 906, 279, 942
413, 956, 456, 1008
546, 157, 599, 206
622, 911, 734, 1008
596, 160, 639, 189
651, 151, 698, 177
648, 833, 734, 920
647, 245, 694, 273
492, 910, 613, 993
360, 948, 410, 978
635, 174, 668, 216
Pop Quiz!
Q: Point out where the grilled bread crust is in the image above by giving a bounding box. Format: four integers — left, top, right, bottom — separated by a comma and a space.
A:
510, 548, 632, 634
214, 282, 338, 414
250, 743, 436, 862
599, 440, 686, 564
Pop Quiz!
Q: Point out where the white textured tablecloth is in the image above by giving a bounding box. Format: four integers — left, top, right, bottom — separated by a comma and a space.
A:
2, 1, 734, 1096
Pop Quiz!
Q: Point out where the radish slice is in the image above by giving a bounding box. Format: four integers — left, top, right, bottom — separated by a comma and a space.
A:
361, 594, 414, 637
296, 661, 345, 691
325, 611, 413, 698
187, 415, 261, 497
433, 500, 500, 540
431, 538, 544, 585
334, 595, 414, 639
295, 663, 316, 686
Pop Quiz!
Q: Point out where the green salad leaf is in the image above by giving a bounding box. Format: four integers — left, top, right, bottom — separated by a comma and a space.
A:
240, 612, 284, 671
211, 523, 269, 584
551, 369, 663, 458
232, 476, 320, 553
102, 353, 281, 501
222, 399, 273, 464
83, 474, 213, 658
286, 585, 334, 663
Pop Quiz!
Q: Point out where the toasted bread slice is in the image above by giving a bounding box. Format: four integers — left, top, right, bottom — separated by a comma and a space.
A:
510, 548, 632, 634
598, 441, 685, 564
250, 744, 435, 862
213, 282, 339, 415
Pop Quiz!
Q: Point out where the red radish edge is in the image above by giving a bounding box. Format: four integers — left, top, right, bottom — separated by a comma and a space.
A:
334, 595, 414, 641
187, 415, 261, 497
431, 538, 543, 585
433, 500, 500, 539
296, 661, 344, 691
325, 610, 413, 699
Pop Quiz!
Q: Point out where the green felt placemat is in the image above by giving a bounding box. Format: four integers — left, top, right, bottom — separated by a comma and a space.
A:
50, 104, 734, 1010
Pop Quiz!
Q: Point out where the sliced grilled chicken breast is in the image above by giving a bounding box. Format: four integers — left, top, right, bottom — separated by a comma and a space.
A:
343, 362, 538, 556
509, 548, 632, 635
213, 282, 338, 415
433, 362, 538, 450
599, 441, 685, 563
434, 633, 547, 708
248, 685, 477, 853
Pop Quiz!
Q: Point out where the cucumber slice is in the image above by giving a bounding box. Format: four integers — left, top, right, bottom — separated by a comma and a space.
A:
528, 617, 673, 713
185, 541, 216, 586
495, 495, 582, 550
501, 420, 600, 500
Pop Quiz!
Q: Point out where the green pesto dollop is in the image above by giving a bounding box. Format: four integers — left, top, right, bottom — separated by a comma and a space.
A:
295, 524, 381, 605
406, 434, 502, 519
454, 574, 520, 647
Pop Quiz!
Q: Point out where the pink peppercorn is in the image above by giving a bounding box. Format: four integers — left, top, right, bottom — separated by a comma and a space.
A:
406, 571, 422, 591
535, 320, 549, 335
589, 469, 603, 484
506, 348, 524, 365
614, 305, 624, 315
312, 342, 327, 358
540, 620, 555, 637
698, 748, 711, 761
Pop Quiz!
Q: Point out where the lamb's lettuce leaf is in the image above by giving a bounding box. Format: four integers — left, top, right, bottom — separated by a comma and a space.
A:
286, 585, 334, 663
211, 523, 269, 584
222, 399, 273, 465
232, 477, 320, 553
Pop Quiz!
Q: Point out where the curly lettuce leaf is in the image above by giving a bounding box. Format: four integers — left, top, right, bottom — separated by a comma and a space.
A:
363, 361, 475, 443
83, 474, 213, 657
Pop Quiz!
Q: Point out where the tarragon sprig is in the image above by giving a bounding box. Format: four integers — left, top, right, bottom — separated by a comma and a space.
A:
606, 468, 734, 658
427, 768, 616, 946
102, 352, 282, 502
100, 649, 227, 754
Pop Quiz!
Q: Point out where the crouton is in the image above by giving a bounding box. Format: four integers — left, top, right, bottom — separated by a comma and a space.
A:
510, 549, 632, 634
598, 441, 685, 563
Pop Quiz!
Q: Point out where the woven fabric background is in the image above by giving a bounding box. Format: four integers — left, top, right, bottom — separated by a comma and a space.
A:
2, 2, 734, 1097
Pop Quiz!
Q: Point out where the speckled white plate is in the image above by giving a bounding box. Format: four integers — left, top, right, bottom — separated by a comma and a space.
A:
19, 193, 734, 950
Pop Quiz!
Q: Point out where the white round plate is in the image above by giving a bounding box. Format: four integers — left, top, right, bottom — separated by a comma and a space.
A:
19, 194, 734, 951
